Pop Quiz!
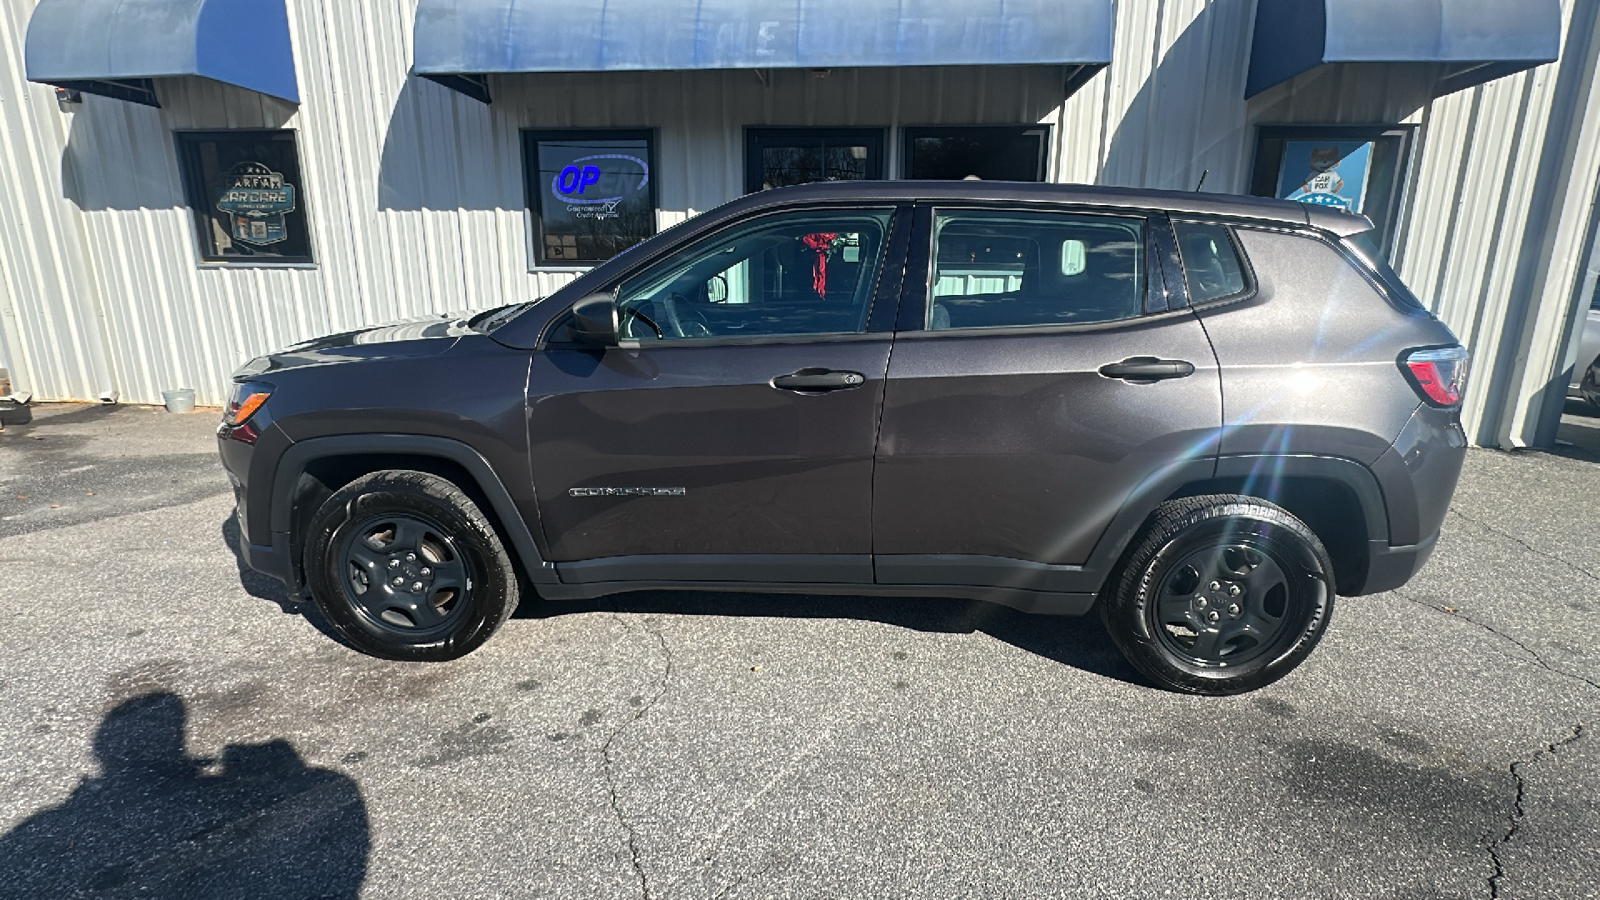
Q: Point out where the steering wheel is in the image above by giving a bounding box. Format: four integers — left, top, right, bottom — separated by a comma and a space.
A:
663, 292, 714, 338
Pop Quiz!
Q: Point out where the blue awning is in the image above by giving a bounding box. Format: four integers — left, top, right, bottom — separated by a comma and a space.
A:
1247, 0, 1562, 99
413, 0, 1115, 103
24, 0, 299, 108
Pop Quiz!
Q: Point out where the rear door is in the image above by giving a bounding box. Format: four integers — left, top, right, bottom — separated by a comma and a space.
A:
872, 205, 1222, 593
527, 203, 909, 585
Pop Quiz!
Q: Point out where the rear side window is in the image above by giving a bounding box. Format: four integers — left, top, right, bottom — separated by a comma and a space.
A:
1343, 231, 1427, 311
1172, 221, 1247, 304
929, 209, 1145, 330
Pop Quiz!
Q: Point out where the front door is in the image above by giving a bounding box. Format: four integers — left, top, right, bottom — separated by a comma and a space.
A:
873, 205, 1222, 592
528, 204, 908, 585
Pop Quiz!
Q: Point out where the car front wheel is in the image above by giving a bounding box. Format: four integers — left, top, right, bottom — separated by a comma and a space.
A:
303, 470, 519, 661
1100, 495, 1334, 695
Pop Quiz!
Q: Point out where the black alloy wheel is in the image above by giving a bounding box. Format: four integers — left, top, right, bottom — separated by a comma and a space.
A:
1101, 495, 1334, 695
337, 513, 471, 639
1153, 540, 1294, 668
303, 470, 520, 661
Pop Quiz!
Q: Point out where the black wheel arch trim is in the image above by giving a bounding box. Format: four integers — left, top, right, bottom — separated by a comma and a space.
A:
268, 434, 558, 586
1083, 454, 1391, 591
1209, 454, 1390, 544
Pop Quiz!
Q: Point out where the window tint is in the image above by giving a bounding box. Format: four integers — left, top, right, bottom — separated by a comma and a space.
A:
615, 209, 894, 341
928, 210, 1145, 330
1172, 221, 1247, 303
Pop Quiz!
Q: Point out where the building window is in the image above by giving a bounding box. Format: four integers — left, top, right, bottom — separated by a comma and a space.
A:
745, 129, 885, 194
176, 131, 313, 265
524, 130, 657, 267
903, 126, 1050, 182
1250, 125, 1416, 257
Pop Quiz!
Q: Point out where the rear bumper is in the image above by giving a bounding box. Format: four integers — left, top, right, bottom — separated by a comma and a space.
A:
1356, 403, 1464, 594
1357, 532, 1439, 595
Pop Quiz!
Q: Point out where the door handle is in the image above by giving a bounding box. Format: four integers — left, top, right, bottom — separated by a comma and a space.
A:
1098, 357, 1196, 382
771, 368, 867, 393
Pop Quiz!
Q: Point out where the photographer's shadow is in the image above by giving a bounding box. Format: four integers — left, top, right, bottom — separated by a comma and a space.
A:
0, 693, 368, 899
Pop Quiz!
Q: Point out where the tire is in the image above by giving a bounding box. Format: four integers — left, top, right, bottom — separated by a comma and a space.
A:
302, 470, 519, 661
1100, 495, 1334, 695
1581, 358, 1600, 412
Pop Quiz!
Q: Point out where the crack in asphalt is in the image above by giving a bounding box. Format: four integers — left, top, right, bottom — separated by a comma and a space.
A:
1487, 724, 1588, 900
1448, 508, 1600, 585
1395, 590, 1598, 898
601, 612, 675, 900
1396, 590, 1600, 694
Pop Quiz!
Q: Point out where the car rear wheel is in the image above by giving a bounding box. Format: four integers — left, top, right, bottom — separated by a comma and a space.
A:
303, 470, 519, 661
1100, 495, 1334, 695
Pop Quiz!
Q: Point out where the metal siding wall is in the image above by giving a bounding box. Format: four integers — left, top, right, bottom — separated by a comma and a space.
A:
0, 0, 119, 402
0, 0, 1595, 448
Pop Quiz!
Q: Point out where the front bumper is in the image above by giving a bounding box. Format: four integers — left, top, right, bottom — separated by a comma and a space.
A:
219, 416, 298, 592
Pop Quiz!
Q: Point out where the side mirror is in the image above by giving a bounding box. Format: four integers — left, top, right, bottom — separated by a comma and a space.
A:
569, 292, 619, 347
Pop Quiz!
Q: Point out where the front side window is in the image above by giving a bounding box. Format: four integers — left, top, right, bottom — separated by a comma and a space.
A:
928, 210, 1145, 330
745, 129, 885, 194
176, 131, 313, 265
903, 126, 1049, 182
525, 130, 657, 267
1172, 221, 1247, 304
615, 208, 895, 341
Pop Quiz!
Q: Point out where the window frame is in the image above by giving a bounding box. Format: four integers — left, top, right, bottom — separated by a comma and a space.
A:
1169, 218, 1257, 308
523, 128, 660, 270
743, 128, 887, 195
1249, 124, 1417, 259
900, 125, 1051, 182
542, 203, 913, 349
900, 203, 1175, 336
175, 129, 316, 267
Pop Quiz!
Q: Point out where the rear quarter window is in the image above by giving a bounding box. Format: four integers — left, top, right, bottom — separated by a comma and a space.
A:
1172, 221, 1249, 304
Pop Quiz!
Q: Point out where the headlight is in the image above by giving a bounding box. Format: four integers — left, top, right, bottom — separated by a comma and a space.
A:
225, 382, 273, 426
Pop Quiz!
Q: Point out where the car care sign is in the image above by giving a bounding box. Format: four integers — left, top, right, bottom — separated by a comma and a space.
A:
215, 162, 297, 246
1276, 141, 1373, 213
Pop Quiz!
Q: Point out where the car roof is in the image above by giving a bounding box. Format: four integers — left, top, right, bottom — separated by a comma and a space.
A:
731, 180, 1373, 237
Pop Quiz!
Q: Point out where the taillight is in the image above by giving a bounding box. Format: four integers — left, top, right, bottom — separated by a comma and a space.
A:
224, 384, 272, 426
1400, 346, 1469, 408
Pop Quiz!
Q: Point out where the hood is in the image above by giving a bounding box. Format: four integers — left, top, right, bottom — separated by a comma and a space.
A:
233, 311, 482, 379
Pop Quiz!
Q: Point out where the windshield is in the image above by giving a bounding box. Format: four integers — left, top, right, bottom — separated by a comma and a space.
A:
1343, 231, 1426, 311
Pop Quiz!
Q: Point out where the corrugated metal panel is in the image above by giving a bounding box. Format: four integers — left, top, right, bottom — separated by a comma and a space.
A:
0, 0, 119, 402
0, 0, 1596, 449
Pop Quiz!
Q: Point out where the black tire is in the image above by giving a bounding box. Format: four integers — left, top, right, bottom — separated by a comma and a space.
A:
302, 470, 519, 661
1100, 494, 1334, 695
1581, 357, 1600, 412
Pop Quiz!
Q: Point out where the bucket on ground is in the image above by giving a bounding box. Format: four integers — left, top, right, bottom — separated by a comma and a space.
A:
162, 388, 196, 413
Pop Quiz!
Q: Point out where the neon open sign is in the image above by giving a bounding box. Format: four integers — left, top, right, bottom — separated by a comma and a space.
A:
551, 153, 650, 205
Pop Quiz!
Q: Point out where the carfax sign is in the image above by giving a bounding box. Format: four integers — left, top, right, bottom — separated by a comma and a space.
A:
215, 162, 297, 246
1276, 140, 1373, 213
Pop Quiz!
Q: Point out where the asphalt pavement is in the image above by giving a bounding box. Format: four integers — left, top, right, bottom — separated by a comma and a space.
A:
1, 401, 1597, 899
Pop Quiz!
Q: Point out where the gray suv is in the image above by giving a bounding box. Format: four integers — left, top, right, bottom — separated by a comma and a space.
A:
218, 182, 1468, 694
